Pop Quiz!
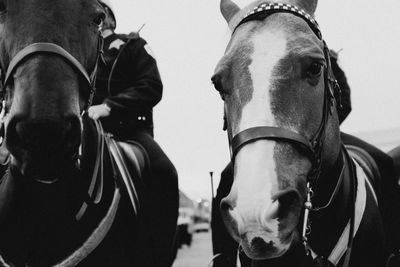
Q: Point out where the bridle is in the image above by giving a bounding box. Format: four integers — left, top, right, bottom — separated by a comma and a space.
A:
0, 31, 103, 148
0, 32, 104, 114
223, 2, 352, 265
228, 2, 339, 183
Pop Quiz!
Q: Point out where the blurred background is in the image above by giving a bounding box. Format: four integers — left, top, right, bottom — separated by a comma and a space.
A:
110, 0, 400, 265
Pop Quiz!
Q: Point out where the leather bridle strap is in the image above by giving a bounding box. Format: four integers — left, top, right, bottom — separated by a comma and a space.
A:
231, 126, 315, 159
228, 3, 335, 177
0, 33, 104, 110
4, 43, 91, 88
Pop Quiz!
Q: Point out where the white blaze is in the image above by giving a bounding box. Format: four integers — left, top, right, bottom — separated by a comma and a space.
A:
239, 30, 287, 132
233, 29, 288, 248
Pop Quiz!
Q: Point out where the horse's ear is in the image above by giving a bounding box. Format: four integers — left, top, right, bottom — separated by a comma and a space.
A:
220, 0, 241, 24
295, 0, 318, 14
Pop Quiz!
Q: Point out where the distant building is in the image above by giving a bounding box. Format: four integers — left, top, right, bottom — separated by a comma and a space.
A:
179, 190, 195, 208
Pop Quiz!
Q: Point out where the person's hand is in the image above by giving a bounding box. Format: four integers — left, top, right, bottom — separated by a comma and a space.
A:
88, 104, 111, 120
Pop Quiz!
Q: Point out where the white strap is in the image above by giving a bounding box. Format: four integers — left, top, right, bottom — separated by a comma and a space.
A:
327, 159, 367, 265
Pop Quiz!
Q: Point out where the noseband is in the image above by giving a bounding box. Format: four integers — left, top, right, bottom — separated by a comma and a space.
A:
228, 2, 339, 183
0, 32, 104, 112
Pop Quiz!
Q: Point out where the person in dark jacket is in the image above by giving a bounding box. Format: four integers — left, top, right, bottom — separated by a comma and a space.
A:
89, 1, 179, 266
211, 50, 400, 266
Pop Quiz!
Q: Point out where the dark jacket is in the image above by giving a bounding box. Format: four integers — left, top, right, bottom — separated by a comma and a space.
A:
329, 50, 351, 124
94, 32, 163, 135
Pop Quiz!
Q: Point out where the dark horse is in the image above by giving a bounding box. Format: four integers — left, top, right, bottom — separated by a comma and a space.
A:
0, 0, 168, 266
211, 0, 398, 266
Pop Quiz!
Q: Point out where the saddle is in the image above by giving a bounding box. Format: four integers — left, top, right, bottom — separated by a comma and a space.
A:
346, 145, 400, 267
105, 136, 149, 215
84, 118, 148, 216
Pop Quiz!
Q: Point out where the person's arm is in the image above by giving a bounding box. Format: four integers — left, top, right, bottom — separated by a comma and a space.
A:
104, 37, 162, 115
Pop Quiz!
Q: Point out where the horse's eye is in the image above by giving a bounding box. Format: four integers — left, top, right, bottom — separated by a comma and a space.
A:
211, 75, 223, 92
93, 13, 105, 28
307, 62, 323, 78
211, 76, 226, 100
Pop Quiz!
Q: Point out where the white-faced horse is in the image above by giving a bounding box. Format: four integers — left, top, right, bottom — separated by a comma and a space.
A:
212, 0, 390, 266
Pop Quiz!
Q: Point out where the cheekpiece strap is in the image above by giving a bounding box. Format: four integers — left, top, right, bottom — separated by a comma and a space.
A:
234, 2, 322, 39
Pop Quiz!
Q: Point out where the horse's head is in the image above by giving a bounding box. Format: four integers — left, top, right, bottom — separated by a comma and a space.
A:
213, 0, 341, 260
0, 0, 105, 182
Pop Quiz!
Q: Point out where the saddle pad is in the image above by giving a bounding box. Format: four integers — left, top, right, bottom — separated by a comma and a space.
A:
106, 137, 148, 215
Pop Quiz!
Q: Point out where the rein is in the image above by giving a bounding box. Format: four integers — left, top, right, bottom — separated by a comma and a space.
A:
75, 119, 106, 221
223, 3, 356, 266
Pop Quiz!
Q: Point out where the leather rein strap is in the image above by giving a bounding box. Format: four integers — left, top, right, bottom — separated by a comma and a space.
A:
229, 2, 338, 183
0, 33, 104, 111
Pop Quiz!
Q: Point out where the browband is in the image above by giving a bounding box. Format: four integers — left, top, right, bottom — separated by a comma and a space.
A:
234, 2, 322, 39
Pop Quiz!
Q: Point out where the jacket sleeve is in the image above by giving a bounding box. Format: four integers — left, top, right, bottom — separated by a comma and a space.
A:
104, 37, 163, 115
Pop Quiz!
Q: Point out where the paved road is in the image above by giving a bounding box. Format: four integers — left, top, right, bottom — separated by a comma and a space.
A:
173, 232, 213, 267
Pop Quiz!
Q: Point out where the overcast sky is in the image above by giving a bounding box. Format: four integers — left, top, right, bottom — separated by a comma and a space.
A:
111, 0, 400, 199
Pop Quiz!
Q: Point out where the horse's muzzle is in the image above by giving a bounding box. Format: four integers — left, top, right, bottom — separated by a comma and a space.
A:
5, 115, 81, 178
220, 189, 302, 259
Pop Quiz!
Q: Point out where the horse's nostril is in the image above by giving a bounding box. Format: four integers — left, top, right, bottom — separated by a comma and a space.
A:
275, 190, 301, 219
250, 237, 274, 253
278, 191, 300, 209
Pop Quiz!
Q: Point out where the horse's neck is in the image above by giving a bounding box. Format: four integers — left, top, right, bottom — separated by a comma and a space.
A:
313, 148, 346, 207
308, 146, 355, 256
